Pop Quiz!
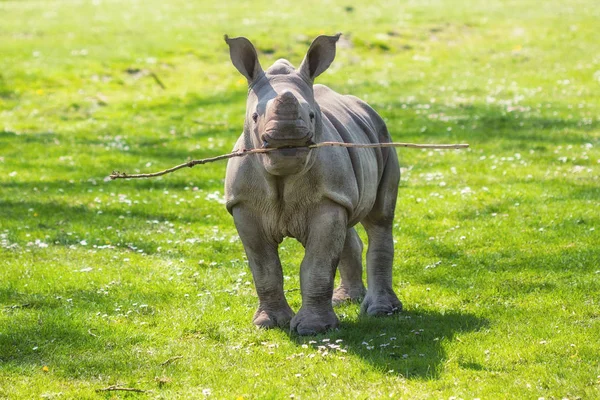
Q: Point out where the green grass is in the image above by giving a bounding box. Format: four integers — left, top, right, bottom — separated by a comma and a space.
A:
1, 0, 599, 398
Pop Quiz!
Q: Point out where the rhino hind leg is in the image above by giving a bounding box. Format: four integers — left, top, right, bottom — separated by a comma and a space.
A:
360, 222, 403, 316
332, 227, 366, 306
361, 151, 403, 316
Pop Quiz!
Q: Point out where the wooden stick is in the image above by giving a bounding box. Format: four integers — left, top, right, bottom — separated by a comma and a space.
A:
95, 385, 148, 393
109, 141, 469, 180
314, 141, 468, 150
159, 355, 184, 366
149, 72, 166, 89
4, 303, 32, 309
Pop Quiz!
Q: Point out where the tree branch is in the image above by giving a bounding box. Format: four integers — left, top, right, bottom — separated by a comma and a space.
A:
109, 141, 469, 180
159, 355, 184, 366
95, 385, 148, 393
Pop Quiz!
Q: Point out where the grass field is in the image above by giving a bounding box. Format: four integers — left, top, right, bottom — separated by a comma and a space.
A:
1, 0, 599, 398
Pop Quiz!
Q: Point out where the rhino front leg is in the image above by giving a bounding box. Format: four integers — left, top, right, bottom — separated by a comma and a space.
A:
291, 202, 347, 335
332, 227, 366, 306
232, 207, 294, 329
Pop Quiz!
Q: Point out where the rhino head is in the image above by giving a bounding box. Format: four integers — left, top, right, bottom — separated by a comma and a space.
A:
225, 34, 340, 176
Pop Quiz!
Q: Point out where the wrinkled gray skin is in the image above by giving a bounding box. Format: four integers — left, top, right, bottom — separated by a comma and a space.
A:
224, 34, 402, 335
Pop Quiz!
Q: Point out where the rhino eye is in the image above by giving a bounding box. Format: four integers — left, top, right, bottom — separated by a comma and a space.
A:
309, 111, 315, 121
252, 112, 258, 123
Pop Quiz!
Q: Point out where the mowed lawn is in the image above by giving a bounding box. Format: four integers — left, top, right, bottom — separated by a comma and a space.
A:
1, 0, 599, 398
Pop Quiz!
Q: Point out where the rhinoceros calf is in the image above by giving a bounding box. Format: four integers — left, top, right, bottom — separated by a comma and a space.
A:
224, 34, 402, 335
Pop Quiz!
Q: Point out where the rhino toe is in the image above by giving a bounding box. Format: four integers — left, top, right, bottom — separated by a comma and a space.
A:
361, 290, 402, 316
253, 307, 294, 329
332, 284, 366, 307
290, 307, 339, 336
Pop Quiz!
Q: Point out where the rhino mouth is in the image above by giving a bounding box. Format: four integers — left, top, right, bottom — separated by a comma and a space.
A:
261, 119, 313, 149
261, 131, 314, 150
259, 130, 314, 174
262, 135, 313, 148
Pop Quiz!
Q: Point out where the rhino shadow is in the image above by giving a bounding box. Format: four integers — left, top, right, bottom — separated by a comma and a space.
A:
288, 308, 487, 379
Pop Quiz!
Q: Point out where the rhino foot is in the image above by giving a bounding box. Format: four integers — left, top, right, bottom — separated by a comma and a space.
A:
332, 284, 366, 307
253, 305, 294, 329
361, 290, 402, 316
290, 306, 339, 335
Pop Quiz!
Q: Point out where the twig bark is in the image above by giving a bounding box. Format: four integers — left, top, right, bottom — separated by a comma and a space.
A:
149, 72, 166, 89
109, 141, 469, 180
4, 303, 32, 310
95, 385, 148, 393
159, 355, 184, 366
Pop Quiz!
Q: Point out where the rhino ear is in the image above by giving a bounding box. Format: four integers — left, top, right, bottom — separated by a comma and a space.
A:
224, 35, 263, 84
299, 33, 341, 81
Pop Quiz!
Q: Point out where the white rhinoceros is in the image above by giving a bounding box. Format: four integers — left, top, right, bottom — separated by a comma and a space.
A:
223, 34, 402, 335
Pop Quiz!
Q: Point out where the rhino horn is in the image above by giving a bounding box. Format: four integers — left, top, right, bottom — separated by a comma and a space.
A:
271, 91, 300, 120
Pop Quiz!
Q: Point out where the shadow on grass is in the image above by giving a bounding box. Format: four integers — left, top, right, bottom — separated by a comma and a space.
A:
0, 177, 223, 193
0, 130, 58, 143
0, 287, 167, 376
289, 309, 487, 380
136, 90, 247, 115
0, 199, 211, 227
1, 128, 235, 170
377, 100, 599, 146
0, 198, 224, 256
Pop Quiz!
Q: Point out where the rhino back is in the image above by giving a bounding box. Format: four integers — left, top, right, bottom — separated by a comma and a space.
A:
315, 84, 391, 145
313, 84, 394, 225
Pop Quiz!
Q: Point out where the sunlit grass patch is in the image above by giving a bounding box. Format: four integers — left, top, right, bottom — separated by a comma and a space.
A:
1, 0, 599, 398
